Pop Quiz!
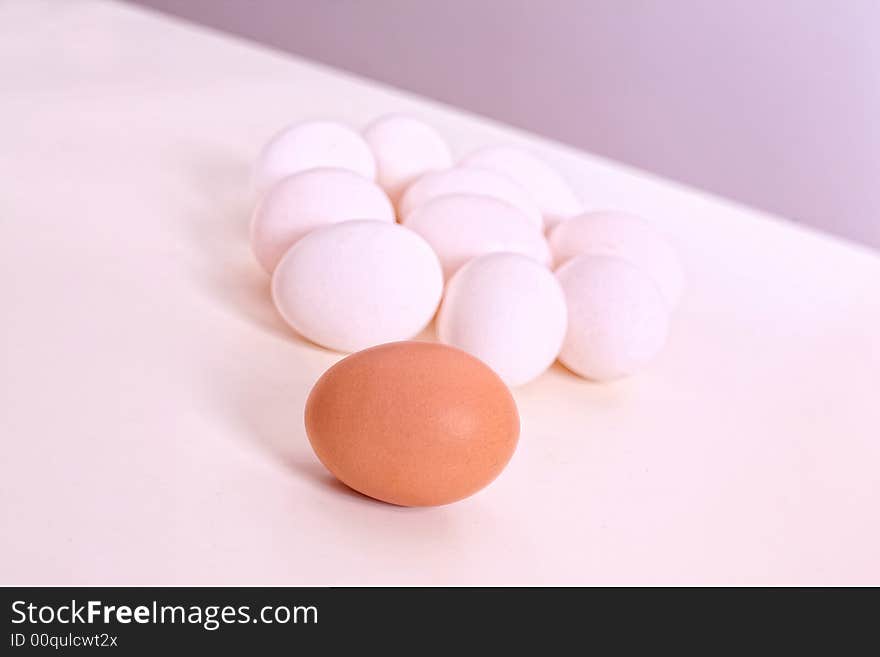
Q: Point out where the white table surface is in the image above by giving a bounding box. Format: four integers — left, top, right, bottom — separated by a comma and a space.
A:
1, 0, 878, 585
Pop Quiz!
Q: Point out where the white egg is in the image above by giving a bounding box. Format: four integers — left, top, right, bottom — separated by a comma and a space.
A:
253, 120, 376, 194
550, 211, 685, 307
437, 253, 567, 386
250, 167, 394, 273
404, 194, 551, 279
272, 220, 443, 353
398, 167, 544, 230
363, 114, 453, 204
556, 255, 669, 381
461, 145, 582, 229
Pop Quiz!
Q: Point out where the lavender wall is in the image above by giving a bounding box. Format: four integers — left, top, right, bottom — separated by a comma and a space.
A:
127, 0, 880, 249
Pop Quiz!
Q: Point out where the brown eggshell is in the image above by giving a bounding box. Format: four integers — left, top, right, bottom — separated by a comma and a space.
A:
304, 341, 520, 506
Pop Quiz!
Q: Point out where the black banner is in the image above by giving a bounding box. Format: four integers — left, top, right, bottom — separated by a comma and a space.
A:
0, 586, 868, 652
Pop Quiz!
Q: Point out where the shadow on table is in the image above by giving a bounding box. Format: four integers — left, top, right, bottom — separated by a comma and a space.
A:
179, 147, 346, 492
182, 147, 292, 341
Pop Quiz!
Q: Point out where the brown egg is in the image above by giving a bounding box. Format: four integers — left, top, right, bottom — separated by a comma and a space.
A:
304, 341, 520, 506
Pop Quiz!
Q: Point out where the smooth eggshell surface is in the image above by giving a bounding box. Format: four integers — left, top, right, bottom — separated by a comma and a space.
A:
363, 114, 453, 204
437, 253, 567, 386
404, 194, 551, 279
556, 254, 669, 381
398, 166, 544, 230
253, 120, 376, 194
305, 341, 520, 506
272, 220, 443, 352
461, 145, 582, 230
250, 167, 394, 273
549, 210, 685, 307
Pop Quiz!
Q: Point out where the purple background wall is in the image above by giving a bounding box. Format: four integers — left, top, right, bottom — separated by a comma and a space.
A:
127, 0, 880, 249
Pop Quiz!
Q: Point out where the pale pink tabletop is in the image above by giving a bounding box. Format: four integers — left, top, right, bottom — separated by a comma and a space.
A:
2, 0, 878, 585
